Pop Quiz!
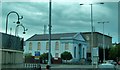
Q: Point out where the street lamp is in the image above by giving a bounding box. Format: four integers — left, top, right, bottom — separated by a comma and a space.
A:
80, 2, 104, 65
6, 11, 23, 34
15, 24, 28, 36
48, 0, 52, 66
98, 21, 109, 62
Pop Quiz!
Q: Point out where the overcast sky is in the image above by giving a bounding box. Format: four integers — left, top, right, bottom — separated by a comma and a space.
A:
0, 0, 119, 43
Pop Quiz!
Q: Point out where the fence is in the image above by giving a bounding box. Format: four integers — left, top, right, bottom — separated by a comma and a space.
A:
24, 63, 41, 68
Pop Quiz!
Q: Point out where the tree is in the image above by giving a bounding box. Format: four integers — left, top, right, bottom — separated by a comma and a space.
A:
24, 53, 32, 59
61, 51, 72, 63
109, 47, 117, 60
24, 53, 32, 63
109, 44, 120, 61
40, 52, 52, 63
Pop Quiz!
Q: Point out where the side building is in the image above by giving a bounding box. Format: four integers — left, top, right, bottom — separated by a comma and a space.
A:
0, 32, 24, 69
25, 32, 89, 63
82, 32, 112, 61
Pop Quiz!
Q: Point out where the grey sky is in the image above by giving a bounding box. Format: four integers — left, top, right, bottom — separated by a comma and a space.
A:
1, 1, 119, 43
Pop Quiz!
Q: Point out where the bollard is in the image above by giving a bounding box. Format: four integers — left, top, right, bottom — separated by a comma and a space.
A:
46, 65, 51, 70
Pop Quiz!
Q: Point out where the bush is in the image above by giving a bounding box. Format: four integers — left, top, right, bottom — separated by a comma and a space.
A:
61, 51, 72, 63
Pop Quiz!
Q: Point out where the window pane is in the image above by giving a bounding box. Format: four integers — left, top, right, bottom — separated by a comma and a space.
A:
29, 42, 32, 50
37, 42, 41, 50
55, 42, 59, 50
46, 42, 49, 50
65, 43, 69, 50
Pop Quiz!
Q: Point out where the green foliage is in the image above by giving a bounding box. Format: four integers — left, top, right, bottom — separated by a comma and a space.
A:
109, 44, 120, 61
61, 51, 72, 61
40, 52, 52, 63
40, 53, 48, 60
24, 53, 32, 59
109, 47, 117, 59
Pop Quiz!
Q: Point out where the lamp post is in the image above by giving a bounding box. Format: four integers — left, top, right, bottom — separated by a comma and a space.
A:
48, 0, 52, 66
15, 24, 28, 36
6, 11, 23, 34
80, 3, 104, 65
98, 21, 109, 62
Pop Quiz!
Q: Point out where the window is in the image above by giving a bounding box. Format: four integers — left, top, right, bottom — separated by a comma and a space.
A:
29, 42, 32, 50
37, 42, 41, 50
55, 42, 59, 50
65, 43, 69, 50
46, 42, 49, 50
55, 53, 59, 57
74, 47, 76, 58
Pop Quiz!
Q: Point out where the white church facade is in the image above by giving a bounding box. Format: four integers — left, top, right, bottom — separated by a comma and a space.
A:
25, 32, 89, 62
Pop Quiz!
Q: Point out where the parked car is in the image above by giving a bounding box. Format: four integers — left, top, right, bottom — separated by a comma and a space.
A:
107, 60, 117, 65
98, 62, 115, 68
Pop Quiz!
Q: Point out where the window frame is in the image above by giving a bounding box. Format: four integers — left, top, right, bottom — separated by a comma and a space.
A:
37, 42, 41, 50
55, 41, 59, 50
65, 42, 69, 50
29, 42, 32, 50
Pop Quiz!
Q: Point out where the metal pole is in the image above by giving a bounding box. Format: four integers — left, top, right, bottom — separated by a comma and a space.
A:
15, 24, 27, 36
103, 22, 105, 62
98, 21, 109, 62
15, 25, 19, 36
90, 4, 94, 65
48, 0, 52, 65
5, 11, 23, 34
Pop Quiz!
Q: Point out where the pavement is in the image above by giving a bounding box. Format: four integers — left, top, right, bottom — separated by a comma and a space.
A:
41, 64, 120, 68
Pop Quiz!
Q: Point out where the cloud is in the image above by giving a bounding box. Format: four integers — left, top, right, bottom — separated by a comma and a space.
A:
1, 2, 118, 43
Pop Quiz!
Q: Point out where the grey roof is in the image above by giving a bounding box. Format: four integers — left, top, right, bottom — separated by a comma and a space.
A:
26, 33, 77, 41
82, 32, 112, 38
26, 32, 112, 41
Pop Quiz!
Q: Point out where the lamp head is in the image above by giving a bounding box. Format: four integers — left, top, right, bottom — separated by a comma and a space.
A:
100, 2, 104, 4
23, 32, 25, 34
17, 21, 20, 24
80, 4, 84, 5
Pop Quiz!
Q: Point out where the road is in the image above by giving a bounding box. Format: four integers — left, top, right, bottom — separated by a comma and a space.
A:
1, 63, 120, 70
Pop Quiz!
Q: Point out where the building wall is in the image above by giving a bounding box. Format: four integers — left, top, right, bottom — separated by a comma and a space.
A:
0, 33, 24, 68
25, 40, 74, 57
2, 50, 23, 64
82, 32, 112, 53
25, 39, 87, 61
97, 33, 112, 48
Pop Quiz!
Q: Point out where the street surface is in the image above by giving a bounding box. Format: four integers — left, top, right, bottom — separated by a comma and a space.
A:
1, 63, 120, 70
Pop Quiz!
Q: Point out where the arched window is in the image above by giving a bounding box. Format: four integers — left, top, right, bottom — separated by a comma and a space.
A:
37, 42, 41, 50
29, 42, 32, 50
65, 43, 69, 50
55, 42, 59, 50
